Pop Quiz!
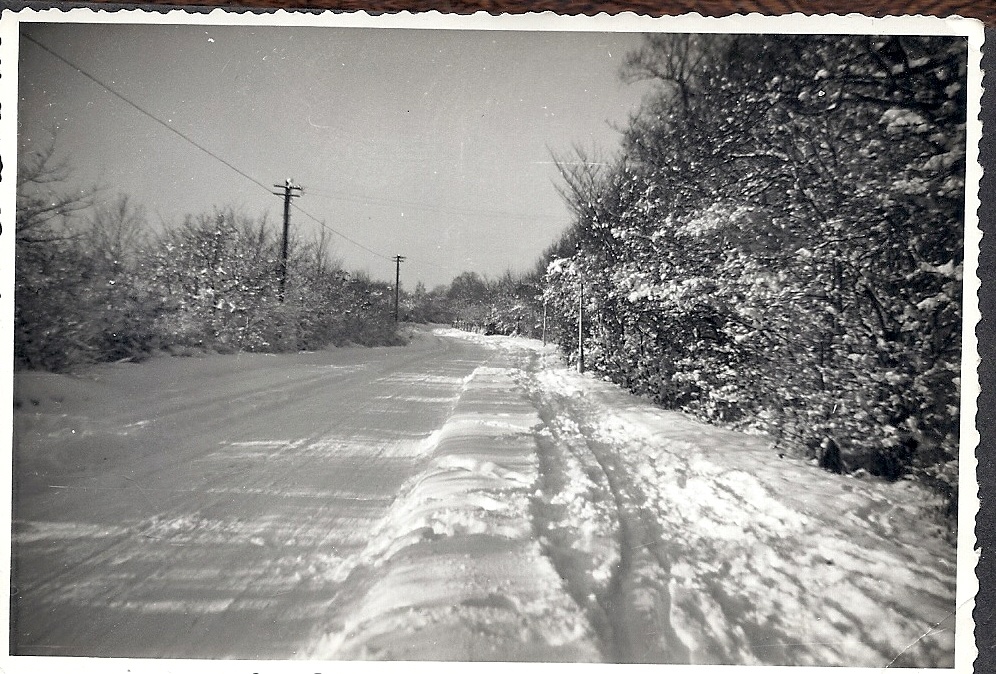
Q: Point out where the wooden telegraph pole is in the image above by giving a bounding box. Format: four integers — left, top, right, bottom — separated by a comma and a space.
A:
393, 255, 406, 322
542, 299, 548, 347
273, 179, 302, 302
577, 283, 584, 373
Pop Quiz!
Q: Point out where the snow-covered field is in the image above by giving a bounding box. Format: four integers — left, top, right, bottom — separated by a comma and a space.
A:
10, 327, 961, 667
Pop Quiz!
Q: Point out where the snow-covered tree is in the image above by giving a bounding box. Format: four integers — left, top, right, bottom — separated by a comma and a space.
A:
542, 34, 967, 514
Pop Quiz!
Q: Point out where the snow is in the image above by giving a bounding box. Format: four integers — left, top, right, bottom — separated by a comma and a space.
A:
880, 107, 931, 132
303, 363, 599, 661
11, 328, 960, 666
427, 330, 957, 667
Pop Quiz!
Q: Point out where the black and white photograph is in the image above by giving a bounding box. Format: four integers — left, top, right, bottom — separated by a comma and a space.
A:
2, 9, 983, 670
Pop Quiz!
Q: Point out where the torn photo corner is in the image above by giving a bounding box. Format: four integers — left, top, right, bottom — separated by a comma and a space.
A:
0, 7, 985, 674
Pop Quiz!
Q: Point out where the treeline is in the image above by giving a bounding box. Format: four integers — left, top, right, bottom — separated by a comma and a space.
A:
537, 34, 966, 513
15, 144, 403, 372
402, 270, 544, 337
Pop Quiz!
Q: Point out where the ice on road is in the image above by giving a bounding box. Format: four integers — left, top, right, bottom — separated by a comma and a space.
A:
11, 328, 958, 665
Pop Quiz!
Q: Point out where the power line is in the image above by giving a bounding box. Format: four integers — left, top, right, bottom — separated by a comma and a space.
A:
289, 200, 392, 262
21, 31, 396, 264
304, 185, 565, 222
22, 32, 274, 196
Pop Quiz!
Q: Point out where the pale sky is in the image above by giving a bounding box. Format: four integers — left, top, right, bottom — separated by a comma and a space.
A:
18, 22, 650, 288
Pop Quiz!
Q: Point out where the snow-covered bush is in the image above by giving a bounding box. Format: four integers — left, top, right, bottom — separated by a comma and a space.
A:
15, 168, 405, 368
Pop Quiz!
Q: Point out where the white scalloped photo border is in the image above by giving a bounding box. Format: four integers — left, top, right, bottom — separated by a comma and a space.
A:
0, 8, 983, 674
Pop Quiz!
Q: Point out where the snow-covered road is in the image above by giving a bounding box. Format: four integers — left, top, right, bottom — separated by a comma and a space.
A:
11, 328, 958, 666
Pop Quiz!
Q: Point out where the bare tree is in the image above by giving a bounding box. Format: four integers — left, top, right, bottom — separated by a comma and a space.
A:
16, 134, 95, 244
550, 143, 610, 221
620, 34, 729, 112
84, 194, 147, 272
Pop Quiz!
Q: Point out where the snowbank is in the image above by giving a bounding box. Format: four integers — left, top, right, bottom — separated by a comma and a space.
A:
302, 365, 599, 661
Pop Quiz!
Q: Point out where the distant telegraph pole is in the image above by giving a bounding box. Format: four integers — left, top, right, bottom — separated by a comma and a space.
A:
273, 179, 303, 302
393, 255, 406, 322
542, 299, 548, 347
577, 283, 584, 373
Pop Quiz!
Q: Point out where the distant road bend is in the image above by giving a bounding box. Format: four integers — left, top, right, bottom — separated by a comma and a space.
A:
12, 327, 958, 666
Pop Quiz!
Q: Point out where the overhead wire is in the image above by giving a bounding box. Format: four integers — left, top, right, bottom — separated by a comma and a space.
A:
303, 185, 565, 222
288, 201, 393, 261
21, 30, 558, 280
22, 32, 274, 196
22, 31, 397, 264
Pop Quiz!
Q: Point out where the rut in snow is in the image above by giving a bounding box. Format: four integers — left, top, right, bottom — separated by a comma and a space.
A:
522, 365, 690, 663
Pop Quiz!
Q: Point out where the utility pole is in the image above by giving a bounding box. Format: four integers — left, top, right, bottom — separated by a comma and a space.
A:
542, 299, 548, 347
577, 283, 584, 373
273, 178, 302, 302
393, 255, 406, 322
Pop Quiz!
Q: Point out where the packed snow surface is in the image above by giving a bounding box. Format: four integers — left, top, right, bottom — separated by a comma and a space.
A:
422, 330, 958, 667
11, 328, 958, 666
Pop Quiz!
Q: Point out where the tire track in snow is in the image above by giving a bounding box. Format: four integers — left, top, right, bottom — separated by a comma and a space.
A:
520, 356, 689, 664
528, 421, 617, 659
425, 333, 957, 667
576, 427, 690, 664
